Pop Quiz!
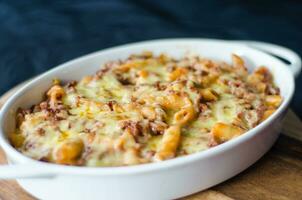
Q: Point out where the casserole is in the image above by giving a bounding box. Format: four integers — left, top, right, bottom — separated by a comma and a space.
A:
0, 39, 300, 200
10, 51, 283, 167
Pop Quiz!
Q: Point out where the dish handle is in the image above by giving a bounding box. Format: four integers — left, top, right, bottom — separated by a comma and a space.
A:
0, 164, 56, 179
235, 40, 301, 78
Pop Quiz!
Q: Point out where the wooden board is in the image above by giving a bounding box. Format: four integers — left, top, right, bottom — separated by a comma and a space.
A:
0, 83, 301, 200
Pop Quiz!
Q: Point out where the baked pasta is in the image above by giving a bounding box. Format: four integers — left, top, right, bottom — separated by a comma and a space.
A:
10, 52, 282, 166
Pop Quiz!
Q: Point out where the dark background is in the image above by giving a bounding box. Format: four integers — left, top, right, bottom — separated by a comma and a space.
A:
0, 0, 301, 117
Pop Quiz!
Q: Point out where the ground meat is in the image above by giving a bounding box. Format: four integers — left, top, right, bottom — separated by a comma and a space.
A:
266, 84, 280, 95
37, 128, 45, 136
244, 93, 256, 102
166, 64, 176, 72
66, 81, 77, 92
154, 81, 167, 91
31, 104, 41, 113
149, 121, 168, 135
246, 110, 262, 128
16, 108, 32, 126
96, 61, 119, 78
208, 135, 219, 147
144, 150, 155, 160
107, 101, 115, 111
199, 103, 212, 118
66, 80, 77, 88
238, 104, 265, 129
54, 110, 68, 121
39, 101, 48, 110
115, 74, 132, 85
229, 80, 248, 99
40, 103, 68, 121
199, 103, 208, 112
177, 149, 188, 156
120, 121, 143, 137
255, 67, 272, 83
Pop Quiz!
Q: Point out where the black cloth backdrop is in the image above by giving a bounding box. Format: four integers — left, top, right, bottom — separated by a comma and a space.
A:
0, 0, 301, 117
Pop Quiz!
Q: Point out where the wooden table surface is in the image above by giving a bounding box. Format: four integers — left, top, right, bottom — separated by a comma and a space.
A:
0, 84, 301, 200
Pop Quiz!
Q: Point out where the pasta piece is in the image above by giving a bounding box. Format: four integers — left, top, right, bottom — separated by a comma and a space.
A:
54, 139, 84, 165
247, 74, 267, 93
211, 122, 244, 144
232, 54, 248, 76
47, 85, 65, 106
114, 129, 138, 150
154, 125, 181, 161
52, 78, 61, 85
141, 51, 153, 58
265, 95, 282, 108
157, 94, 192, 110
112, 103, 125, 113
232, 54, 245, 68
173, 106, 195, 125
247, 73, 262, 84
169, 67, 188, 81
114, 130, 141, 165
200, 88, 218, 102
256, 82, 267, 93
141, 106, 157, 120
158, 53, 171, 64
261, 109, 276, 122
247, 67, 274, 93
9, 133, 25, 148
116, 60, 144, 72
81, 75, 93, 84
137, 70, 149, 78
200, 74, 219, 86
254, 67, 272, 82
87, 132, 96, 144
123, 148, 141, 165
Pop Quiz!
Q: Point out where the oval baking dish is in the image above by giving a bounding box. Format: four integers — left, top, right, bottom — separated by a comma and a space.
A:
0, 39, 300, 200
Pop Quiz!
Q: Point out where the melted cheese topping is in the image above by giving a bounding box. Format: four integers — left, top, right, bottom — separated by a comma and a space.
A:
11, 52, 282, 167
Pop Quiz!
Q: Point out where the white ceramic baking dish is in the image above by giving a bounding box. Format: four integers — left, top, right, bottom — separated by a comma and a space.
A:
0, 39, 300, 200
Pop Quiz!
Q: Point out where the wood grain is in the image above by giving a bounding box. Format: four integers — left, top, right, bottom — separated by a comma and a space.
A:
0, 149, 35, 200
213, 135, 302, 200
0, 83, 301, 200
